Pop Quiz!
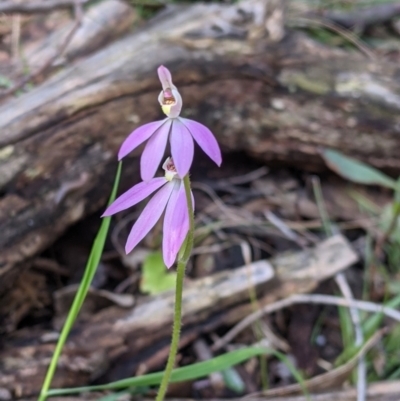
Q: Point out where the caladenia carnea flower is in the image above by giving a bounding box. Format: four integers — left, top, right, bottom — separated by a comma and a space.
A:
102, 158, 192, 268
118, 65, 222, 181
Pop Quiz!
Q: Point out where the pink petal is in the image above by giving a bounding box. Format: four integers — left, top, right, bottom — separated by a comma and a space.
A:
102, 177, 167, 217
140, 119, 172, 181
170, 120, 194, 178
125, 182, 174, 254
163, 181, 190, 268
179, 118, 222, 166
118, 119, 167, 161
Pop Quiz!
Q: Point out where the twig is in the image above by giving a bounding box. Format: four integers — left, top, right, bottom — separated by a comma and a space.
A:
216, 166, 269, 186
322, 4, 400, 32
11, 14, 21, 60
0, 0, 84, 99
111, 210, 140, 258
335, 273, 366, 401
192, 240, 241, 255
54, 172, 89, 204
193, 339, 225, 390
212, 294, 400, 352
192, 181, 250, 224
32, 257, 70, 276
0, 0, 87, 14
289, 16, 376, 60
264, 210, 309, 248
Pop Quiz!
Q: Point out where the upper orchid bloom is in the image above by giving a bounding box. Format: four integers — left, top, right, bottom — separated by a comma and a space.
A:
157, 65, 182, 118
102, 158, 192, 268
118, 65, 222, 181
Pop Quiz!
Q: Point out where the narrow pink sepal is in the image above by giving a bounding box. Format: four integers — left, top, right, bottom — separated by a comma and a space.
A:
179, 118, 222, 167
162, 181, 190, 268
125, 182, 174, 254
140, 119, 172, 181
170, 120, 194, 178
118, 119, 167, 160
158, 65, 173, 91
102, 177, 166, 217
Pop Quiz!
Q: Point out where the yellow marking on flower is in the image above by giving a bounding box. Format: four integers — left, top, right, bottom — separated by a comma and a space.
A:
162, 104, 171, 116
165, 170, 175, 181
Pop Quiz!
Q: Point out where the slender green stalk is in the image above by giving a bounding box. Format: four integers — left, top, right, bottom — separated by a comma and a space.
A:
311, 175, 333, 237
181, 174, 195, 263
247, 282, 268, 390
38, 163, 122, 401
154, 256, 186, 401
155, 174, 194, 401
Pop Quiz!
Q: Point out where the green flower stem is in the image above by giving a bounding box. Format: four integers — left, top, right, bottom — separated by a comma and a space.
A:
182, 174, 195, 262
155, 174, 194, 401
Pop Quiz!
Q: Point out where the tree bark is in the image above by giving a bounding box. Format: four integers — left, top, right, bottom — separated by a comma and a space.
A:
0, 0, 399, 290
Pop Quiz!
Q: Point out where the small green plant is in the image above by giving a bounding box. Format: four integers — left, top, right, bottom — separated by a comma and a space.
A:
140, 251, 177, 295
322, 148, 400, 383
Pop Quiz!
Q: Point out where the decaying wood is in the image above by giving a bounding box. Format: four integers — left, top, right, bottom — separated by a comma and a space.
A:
1, 0, 136, 99
25, 0, 137, 71
0, 0, 398, 287
1, 1, 85, 99
0, 235, 357, 397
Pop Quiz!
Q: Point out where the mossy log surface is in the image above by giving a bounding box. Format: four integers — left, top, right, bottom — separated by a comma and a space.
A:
0, 1, 398, 291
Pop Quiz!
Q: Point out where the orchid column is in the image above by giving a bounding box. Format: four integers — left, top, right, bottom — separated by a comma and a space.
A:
103, 66, 222, 400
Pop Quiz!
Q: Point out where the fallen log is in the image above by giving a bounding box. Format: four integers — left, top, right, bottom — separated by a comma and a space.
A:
0, 0, 399, 291
0, 235, 357, 397
25, 0, 137, 71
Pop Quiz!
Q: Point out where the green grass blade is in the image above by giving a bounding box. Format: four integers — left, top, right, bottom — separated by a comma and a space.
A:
322, 149, 396, 189
221, 368, 245, 394
47, 346, 308, 397
39, 162, 122, 401
364, 294, 400, 337
75, 165, 122, 312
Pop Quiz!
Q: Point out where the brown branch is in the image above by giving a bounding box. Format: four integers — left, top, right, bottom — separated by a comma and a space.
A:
0, 0, 84, 99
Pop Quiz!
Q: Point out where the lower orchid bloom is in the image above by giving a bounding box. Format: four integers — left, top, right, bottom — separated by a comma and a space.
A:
118, 65, 222, 181
102, 158, 192, 268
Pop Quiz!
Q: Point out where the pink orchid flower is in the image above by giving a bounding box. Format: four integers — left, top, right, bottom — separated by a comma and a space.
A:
102, 158, 192, 268
118, 66, 222, 181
